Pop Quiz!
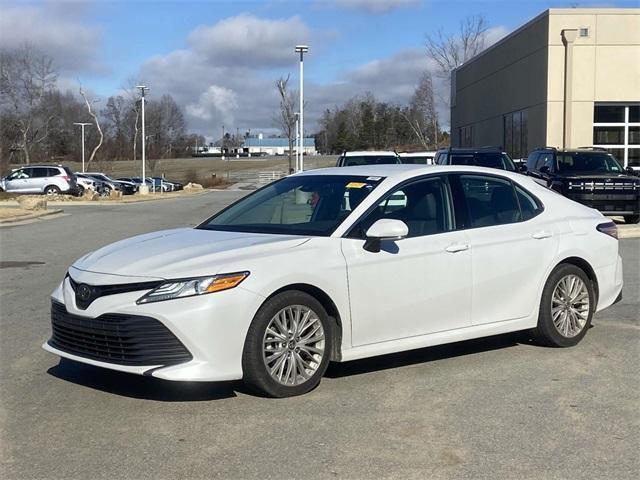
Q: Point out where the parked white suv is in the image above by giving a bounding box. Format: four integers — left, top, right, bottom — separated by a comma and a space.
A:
336, 151, 401, 167
0, 165, 78, 195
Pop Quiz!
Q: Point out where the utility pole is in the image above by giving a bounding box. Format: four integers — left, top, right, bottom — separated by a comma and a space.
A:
73, 122, 92, 173
295, 45, 309, 171
136, 85, 149, 194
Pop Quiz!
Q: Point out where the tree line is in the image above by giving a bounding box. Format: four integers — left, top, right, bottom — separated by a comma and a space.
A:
313, 73, 446, 154
0, 45, 203, 174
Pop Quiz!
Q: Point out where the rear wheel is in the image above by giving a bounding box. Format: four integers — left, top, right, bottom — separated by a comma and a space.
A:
242, 291, 332, 397
76, 185, 85, 196
44, 185, 61, 195
624, 214, 639, 224
533, 264, 594, 347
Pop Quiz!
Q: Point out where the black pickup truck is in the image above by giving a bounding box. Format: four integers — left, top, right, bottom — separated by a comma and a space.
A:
523, 148, 640, 224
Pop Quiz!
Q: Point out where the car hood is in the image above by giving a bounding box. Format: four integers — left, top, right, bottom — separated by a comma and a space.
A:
72, 228, 310, 279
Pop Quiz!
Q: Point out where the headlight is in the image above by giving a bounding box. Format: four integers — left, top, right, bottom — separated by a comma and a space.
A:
136, 271, 249, 304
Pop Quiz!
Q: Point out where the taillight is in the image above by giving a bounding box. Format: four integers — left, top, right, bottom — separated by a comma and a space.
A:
596, 221, 618, 239
62, 175, 71, 182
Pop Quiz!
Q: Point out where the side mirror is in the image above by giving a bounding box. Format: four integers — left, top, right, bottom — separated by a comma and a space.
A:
539, 165, 550, 176
363, 219, 409, 252
519, 164, 528, 173
625, 166, 638, 176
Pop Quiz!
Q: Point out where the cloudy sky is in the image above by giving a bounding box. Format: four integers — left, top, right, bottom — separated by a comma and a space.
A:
0, 0, 635, 138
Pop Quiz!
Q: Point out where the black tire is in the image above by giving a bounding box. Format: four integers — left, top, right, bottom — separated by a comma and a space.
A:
101, 186, 111, 197
533, 264, 595, 347
44, 185, 61, 195
76, 185, 85, 197
623, 214, 639, 224
242, 290, 333, 398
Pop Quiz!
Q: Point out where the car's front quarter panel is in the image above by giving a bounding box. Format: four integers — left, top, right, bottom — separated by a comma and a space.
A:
215, 236, 353, 351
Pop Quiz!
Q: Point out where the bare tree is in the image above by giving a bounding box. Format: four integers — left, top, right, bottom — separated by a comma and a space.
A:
425, 15, 488, 108
401, 72, 439, 149
274, 75, 297, 171
0, 45, 57, 164
79, 85, 103, 165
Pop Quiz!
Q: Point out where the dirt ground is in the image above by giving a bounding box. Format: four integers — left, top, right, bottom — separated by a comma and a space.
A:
7, 155, 339, 184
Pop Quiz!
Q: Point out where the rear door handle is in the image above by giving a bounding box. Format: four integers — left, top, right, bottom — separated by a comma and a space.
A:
445, 243, 470, 253
532, 231, 553, 239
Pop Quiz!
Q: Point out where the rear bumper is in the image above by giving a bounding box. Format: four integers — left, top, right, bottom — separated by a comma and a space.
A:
595, 254, 624, 312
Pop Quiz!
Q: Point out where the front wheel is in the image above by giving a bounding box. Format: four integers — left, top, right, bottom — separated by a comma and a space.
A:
242, 291, 332, 397
533, 264, 595, 347
624, 214, 639, 224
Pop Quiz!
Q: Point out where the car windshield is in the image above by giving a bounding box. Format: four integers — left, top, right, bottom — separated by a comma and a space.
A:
557, 152, 624, 174
449, 152, 516, 171
198, 174, 384, 236
89, 174, 111, 182
343, 156, 400, 166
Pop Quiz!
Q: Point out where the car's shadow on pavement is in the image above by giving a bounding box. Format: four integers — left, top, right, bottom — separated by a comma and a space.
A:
326, 331, 531, 378
47, 359, 242, 401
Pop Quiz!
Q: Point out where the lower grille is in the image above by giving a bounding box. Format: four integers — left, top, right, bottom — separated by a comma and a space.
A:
49, 301, 192, 366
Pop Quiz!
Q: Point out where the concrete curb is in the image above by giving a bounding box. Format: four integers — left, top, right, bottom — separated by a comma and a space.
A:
0, 208, 64, 225
0, 189, 215, 207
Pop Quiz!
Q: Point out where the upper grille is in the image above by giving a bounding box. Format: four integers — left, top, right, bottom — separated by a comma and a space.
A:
67, 275, 162, 310
49, 301, 192, 367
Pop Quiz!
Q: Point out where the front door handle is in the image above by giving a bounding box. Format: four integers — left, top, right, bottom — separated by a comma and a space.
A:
445, 243, 469, 253
532, 231, 553, 240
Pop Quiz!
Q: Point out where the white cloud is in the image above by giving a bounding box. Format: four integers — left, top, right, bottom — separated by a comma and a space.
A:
186, 85, 239, 125
0, 3, 104, 74
187, 14, 311, 67
485, 25, 511, 48
332, 0, 421, 14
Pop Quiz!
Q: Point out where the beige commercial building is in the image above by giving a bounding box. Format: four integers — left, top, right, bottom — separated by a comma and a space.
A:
450, 8, 640, 168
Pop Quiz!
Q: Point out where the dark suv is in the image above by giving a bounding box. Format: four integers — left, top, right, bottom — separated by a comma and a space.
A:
524, 147, 640, 224
434, 147, 517, 172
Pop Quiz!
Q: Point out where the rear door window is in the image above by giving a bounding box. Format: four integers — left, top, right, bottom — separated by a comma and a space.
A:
457, 175, 522, 228
515, 185, 543, 221
31, 167, 50, 178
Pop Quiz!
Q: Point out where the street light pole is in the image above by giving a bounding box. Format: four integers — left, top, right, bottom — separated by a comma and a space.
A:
294, 113, 300, 172
295, 45, 308, 172
136, 85, 149, 194
73, 122, 91, 173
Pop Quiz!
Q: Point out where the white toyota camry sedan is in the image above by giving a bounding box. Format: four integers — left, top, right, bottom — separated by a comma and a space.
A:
44, 165, 624, 397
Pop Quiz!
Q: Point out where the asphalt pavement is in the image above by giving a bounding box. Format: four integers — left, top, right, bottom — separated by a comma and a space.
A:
1, 191, 638, 479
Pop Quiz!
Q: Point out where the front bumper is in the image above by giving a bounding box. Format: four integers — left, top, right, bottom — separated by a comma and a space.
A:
43, 274, 266, 381
565, 192, 639, 215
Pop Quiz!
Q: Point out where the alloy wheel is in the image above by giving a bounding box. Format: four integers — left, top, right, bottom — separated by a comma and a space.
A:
262, 305, 325, 386
551, 274, 590, 338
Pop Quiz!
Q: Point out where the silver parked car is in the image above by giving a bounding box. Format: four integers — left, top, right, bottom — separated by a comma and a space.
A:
0, 165, 77, 195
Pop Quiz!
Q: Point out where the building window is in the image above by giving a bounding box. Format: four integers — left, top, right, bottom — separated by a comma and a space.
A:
459, 125, 473, 147
593, 103, 640, 168
503, 110, 528, 160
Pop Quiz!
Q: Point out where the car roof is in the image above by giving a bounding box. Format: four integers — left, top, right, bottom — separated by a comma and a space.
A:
398, 152, 437, 157
297, 164, 530, 182
438, 147, 503, 153
536, 148, 609, 153
343, 151, 398, 157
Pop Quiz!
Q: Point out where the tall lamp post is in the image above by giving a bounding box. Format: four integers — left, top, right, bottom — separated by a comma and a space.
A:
295, 45, 308, 172
73, 122, 92, 173
136, 85, 149, 194
294, 113, 300, 172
